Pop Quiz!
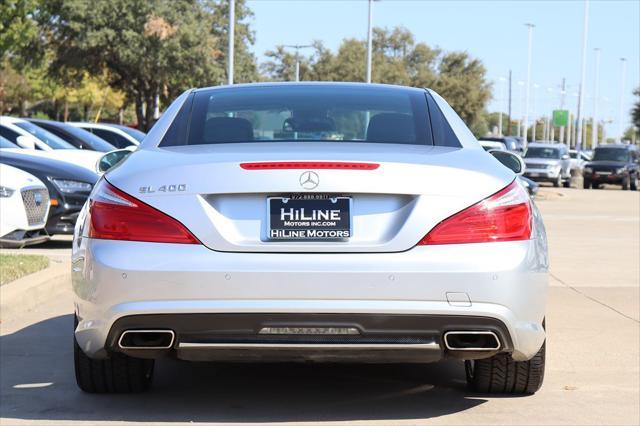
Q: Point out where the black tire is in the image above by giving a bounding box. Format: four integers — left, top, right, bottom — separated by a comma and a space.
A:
631, 174, 638, 191
74, 316, 154, 393
592, 181, 600, 189
622, 177, 629, 190
583, 179, 591, 189
562, 178, 571, 188
465, 341, 545, 395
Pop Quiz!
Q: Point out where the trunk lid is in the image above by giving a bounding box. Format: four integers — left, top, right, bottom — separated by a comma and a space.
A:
106, 142, 513, 252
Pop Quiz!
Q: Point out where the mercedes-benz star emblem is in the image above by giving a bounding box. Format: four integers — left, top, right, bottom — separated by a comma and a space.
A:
299, 171, 319, 190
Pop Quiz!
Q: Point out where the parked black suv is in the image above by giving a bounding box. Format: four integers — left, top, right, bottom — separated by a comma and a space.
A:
583, 144, 639, 190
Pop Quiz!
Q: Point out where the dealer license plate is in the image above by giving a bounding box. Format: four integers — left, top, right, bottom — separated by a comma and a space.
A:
268, 196, 351, 241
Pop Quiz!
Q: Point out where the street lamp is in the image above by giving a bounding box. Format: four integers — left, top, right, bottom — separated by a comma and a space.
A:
546, 87, 554, 141
617, 57, 627, 142
575, 0, 589, 152
592, 48, 601, 149
523, 23, 534, 146
498, 76, 507, 135
283, 45, 313, 82
532, 83, 539, 141
227, 0, 235, 85
517, 80, 525, 137
366, 0, 378, 83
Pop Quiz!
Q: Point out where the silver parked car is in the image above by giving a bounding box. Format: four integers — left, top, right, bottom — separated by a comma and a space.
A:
72, 83, 548, 395
523, 142, 572, 187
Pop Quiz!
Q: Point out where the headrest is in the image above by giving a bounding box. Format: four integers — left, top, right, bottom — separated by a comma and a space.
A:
203, 117, 253, 143
366, 113, 415, 144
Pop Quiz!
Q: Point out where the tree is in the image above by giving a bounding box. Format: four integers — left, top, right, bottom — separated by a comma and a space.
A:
0, 0, 41, 65
261, 26, 490, 128
38, 0, 257, 130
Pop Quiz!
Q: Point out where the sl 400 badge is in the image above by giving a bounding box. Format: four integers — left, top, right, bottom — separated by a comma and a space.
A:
139, 184, 187, 194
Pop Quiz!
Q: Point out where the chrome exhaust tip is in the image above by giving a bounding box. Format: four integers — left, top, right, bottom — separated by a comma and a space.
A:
118, 330, 175, 349
443, 331, 501, 351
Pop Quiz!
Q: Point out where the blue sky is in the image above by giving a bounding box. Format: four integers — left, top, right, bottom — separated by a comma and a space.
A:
246, 0, 639, 136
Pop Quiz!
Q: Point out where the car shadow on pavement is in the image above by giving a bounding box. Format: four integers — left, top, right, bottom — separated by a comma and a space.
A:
2, 314, 493, 423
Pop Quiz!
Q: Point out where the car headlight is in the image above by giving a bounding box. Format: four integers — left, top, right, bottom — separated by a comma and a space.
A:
0, 186, 15, 197
584, 167, 592, 174
51, 178, 93, 194
616, 168, 626, 174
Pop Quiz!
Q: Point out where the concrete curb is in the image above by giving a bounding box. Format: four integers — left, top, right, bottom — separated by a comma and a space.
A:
0, 259, 70, 322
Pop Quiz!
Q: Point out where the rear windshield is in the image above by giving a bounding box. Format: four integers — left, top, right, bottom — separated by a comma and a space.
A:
592, 148, 629, 162
525, 147, 561, 159
161, 85, 436, 146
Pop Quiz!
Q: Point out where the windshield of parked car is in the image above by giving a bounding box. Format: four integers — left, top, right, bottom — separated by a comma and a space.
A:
524, 147, 561, 159
592, 148, 630, 162
62, 125, 116, 152
0, 136, 17, 148
162, 85, 432, 146
14, 121, 76, 150
110, 125, 146, 142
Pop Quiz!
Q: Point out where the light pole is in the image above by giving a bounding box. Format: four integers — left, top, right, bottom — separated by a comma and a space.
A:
617, 57, 627, 142
575, 0, 589, 152
559, 78, 567, 143
532, 83, 539, 141
227, 0, 235, 85
498, 76, 507, 135
283, 45, 313, 81
546, 87, 554, 141
366, 0, 375, 83
523, 23, 534, 146
592, 48, 601, 149
517, 80, 525, 137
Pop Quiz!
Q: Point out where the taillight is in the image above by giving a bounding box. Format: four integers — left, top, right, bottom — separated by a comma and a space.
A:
418, 180, 532, 245
88, 179, 199, 244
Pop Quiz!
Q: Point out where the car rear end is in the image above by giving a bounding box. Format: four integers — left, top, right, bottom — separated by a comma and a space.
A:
72, 83, 548, 394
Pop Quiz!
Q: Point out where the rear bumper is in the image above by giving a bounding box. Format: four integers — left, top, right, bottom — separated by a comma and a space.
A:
104, 313, 513, 363
73, 236, 548, 362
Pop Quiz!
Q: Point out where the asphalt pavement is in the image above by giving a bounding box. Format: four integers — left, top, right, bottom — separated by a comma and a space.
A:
1, 187, 638, 425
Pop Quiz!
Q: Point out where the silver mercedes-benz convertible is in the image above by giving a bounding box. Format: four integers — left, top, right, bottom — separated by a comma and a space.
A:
72, 83, 548, 394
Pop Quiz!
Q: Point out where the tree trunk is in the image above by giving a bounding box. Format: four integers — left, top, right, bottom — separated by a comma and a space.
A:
64, 100, 69, 122
135, 95, 145, 131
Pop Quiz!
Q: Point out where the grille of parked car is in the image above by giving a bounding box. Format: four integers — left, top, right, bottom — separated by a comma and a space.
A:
525, 163, 553, 169
21, 188, 50, 226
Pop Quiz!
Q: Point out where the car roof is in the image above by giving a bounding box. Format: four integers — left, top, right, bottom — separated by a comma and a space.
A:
0, 149, 98, 182
595, 144, 636, 150
528, 142, 567, 148
191, 81, 429, 95
1, 115, 27, 124
479, 136, 516, 142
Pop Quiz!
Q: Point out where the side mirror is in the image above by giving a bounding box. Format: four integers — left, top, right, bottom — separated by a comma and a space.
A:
489, 149, 526, 176
16, 135, 36, 150
96, 149, 132, 174
561, 154, 570, 160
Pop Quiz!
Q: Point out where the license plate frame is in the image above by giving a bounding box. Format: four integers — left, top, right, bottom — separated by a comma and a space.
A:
267, 196, 352, 241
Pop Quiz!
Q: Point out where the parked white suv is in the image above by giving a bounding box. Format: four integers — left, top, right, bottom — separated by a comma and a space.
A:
523, 142, 572, 187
